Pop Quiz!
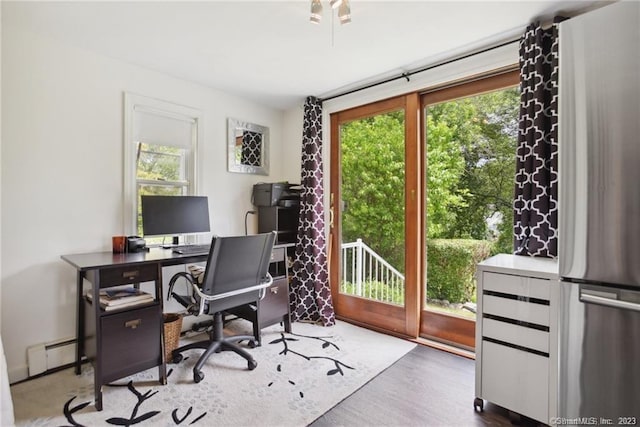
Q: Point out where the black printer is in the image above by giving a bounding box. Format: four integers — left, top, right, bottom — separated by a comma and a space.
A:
252, 182, 301, 207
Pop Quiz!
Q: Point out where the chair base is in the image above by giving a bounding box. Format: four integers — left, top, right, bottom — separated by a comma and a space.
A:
171, 312, 258, 383
191, 312, 262, 345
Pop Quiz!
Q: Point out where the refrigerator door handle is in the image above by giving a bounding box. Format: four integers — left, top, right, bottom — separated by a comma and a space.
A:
580, 290, 640, 312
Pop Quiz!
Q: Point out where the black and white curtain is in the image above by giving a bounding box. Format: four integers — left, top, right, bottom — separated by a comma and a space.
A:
290, 96, 335, 326
513, 20, 562, 258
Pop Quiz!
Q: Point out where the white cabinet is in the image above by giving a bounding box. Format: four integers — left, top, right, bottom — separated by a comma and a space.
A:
475, 254, 559, 424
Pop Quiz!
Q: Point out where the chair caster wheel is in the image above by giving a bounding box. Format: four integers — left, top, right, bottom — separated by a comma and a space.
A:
172, 353, 183, 364
248, 340, 257, 349
248, 359, 257, 370
474, 397, 484, 412
194, 370, 204, 383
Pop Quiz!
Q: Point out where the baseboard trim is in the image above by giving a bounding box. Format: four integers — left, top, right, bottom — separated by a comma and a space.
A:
411, 337, 476, 360
11, 358, 90, 386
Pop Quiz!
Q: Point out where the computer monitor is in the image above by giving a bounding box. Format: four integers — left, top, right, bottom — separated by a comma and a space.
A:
141, 195, 211, 243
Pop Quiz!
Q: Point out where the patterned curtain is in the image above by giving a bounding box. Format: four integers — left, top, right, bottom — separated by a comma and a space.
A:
290, 96, 336, 326
513, 20, 562, 258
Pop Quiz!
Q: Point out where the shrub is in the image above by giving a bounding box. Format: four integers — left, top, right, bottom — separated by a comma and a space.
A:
340, 280, 405, 305
427, 239, 492, 304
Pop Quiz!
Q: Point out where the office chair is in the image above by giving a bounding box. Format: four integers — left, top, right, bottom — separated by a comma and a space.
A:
167, 232, 276, 383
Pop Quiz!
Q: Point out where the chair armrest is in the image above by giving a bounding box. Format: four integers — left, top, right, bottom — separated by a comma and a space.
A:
192, 273, 274, 316
167, 271, 196, 301
168, 271, 201, 315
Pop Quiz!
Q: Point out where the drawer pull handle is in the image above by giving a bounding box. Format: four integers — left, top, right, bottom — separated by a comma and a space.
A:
270, 287, 278, 294
125, 319, 141, 329
122, 270, 139, 280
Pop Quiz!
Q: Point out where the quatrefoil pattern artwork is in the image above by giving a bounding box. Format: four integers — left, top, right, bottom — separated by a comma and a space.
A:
513, 21, 560, 259
290, 96, 336, 326
241, 131, 262, 166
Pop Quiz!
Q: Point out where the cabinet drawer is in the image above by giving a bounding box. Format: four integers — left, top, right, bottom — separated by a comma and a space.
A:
483, 318, 549, 354
101, 305, 161, 382
100, 263, 158, 287
481, 340, 549, 423
483, 272, 550, 300
259, 277, 289, 323
483, 295, 549, 326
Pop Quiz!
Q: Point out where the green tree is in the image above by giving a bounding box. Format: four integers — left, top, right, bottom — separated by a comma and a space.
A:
341, 111, 406, 271
425, 119, 469, 238
427, 88, 518, 253
340, 87, 519, 275
136, 142, 184, 183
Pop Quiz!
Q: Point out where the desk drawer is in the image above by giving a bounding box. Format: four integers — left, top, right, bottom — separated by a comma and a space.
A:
259, 277, 289, 324
481, 340, 549, 423
483, 318, 549, 354
101, 305, 161, 382
100, 264, 158, 287
483, 295, 550, 327
483, 272, 551, 300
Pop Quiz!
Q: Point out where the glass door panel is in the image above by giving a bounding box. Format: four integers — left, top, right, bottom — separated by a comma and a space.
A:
330, 95, 419, 336
421, 72, 519, 349
340, 109, 406, 304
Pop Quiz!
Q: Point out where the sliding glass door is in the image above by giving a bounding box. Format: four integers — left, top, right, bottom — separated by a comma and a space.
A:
329, 95, 421, 336
328, 71, 518, 348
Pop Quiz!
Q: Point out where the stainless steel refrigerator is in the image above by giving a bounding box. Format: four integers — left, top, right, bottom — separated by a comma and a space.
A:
559, 1, 640, 420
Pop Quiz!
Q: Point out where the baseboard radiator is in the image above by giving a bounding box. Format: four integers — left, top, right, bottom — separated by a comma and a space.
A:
27, 338, 76, 377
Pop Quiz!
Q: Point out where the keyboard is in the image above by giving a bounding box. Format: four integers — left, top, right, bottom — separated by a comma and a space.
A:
172, 244, 211, 255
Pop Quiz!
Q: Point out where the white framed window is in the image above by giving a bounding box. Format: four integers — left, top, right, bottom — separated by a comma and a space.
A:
123, 93, 203, 241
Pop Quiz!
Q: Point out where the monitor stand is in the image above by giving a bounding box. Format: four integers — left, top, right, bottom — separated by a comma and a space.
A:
161, 236, 181, 249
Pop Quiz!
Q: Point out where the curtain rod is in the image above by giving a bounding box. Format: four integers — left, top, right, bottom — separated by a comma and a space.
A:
319, 37, 520, 103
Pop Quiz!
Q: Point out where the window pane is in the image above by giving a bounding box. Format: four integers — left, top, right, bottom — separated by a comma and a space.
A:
340, 109, 406, 306
425, 86, 519, 319
136, 142, 188, 182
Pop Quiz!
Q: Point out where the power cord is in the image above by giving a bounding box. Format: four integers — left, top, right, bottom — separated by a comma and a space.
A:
245, 210, 256, 235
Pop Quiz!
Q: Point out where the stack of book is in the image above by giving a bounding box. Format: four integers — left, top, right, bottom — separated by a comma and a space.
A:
86, 287, 154, 311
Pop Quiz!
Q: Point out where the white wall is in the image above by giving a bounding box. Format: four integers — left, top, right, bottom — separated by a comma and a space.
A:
281, 104, 305, 184
0, 23, 292, 382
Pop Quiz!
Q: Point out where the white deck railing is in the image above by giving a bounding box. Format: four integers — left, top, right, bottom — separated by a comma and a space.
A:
341, 239, 405, 305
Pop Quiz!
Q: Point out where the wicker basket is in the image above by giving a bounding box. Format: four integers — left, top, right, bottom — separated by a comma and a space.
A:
163, 313, 183, 362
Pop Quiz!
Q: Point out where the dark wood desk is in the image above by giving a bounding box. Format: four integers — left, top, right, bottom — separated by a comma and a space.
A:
61, 245, 292, 410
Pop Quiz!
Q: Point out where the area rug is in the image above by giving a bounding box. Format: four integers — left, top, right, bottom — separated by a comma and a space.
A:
11, 320, 416, 426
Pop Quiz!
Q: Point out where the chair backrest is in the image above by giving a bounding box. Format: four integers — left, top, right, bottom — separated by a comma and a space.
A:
200, 232, 276, 299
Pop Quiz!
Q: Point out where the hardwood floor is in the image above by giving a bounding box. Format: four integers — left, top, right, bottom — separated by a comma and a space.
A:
310, 344, 544, 426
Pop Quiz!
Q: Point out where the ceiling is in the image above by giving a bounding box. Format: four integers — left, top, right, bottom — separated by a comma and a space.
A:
3, 1, 609, 110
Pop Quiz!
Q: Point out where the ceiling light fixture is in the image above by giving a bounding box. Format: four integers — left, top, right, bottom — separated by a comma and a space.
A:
310, 0, 323, 24
310, 0, 351, 25
338, 1, 351, 24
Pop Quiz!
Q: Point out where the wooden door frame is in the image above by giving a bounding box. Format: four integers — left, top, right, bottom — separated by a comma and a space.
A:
329, 94, 421, 338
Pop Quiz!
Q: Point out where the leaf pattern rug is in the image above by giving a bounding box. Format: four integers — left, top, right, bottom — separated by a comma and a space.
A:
12, 320, 416, 426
